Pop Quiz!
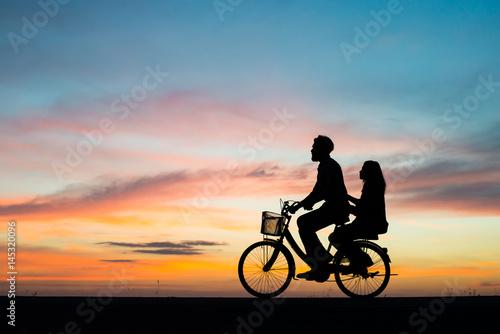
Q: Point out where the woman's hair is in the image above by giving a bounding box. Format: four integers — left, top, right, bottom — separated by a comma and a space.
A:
361, 160, 386, 194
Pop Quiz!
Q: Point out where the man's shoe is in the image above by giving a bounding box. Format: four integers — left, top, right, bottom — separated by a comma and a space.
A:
296, 270, 313, 279
296, 269, 328, 281
297, 266, 331, 282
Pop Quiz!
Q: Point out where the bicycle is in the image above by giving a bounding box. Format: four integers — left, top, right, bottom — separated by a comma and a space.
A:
238, 200, 394, 298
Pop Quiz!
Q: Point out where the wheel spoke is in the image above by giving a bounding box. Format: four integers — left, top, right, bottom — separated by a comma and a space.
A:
334, 241, 391, 298
238, 241, 294, 298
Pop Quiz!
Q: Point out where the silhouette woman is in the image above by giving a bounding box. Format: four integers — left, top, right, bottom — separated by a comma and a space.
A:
348, 160, 388, 234
330, 160, 388, 265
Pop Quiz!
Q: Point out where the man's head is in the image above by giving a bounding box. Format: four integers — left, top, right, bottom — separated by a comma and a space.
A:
311, 135, 334, 162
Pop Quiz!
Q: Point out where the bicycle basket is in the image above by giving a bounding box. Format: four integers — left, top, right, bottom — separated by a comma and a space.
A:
261, 211, 285, 236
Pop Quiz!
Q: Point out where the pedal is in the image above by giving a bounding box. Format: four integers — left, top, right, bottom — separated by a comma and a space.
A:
327, 263, 338, 273
314, 271, 330, 283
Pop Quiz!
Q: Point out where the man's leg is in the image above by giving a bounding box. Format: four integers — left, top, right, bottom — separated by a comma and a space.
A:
297, 205, 334, 266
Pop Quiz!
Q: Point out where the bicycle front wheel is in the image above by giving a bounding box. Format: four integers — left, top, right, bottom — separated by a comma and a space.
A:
238, 240, 295, 298
334, 240, 391, 298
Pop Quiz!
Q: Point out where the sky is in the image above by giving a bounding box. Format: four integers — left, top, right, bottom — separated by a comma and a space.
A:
0, 0, 499, 298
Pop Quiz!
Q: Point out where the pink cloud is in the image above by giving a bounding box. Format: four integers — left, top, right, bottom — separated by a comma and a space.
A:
3, 154, 498, 225
386, 158, 500, 215
2, 89, 499, 222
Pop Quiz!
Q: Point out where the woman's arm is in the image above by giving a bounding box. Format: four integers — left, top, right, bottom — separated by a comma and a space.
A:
347, 194, 359, 216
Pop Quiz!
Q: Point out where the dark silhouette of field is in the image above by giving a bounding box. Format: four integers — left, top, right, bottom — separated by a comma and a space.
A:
5, 296, 499, 333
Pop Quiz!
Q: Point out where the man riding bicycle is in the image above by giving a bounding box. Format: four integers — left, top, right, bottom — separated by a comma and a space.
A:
289, 135, 350, 281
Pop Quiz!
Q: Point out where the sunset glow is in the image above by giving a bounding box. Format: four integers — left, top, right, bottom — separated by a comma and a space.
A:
1, 0, 499, 298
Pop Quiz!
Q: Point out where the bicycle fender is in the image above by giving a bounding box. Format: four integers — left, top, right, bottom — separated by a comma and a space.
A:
356, 240, 391, 263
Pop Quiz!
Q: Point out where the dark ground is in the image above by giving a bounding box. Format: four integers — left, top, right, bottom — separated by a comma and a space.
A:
3, 296, 499, 334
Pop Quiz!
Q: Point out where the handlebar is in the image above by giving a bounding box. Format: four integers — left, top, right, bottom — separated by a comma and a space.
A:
280, 199, 300, 216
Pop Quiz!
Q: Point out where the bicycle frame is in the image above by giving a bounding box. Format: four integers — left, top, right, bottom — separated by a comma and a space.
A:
240, 200, 394, 298
262, 200, 391, 272
262, 202, 307, 271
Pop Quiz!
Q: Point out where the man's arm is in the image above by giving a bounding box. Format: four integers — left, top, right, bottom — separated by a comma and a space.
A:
299, 185, 321, 210
289, 183, 321, 213
289, 194, 314, 214
293, 160, 336, 212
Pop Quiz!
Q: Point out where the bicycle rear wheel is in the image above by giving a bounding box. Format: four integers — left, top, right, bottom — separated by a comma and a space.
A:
334, 240, 390, 298
238, 240, 295, 298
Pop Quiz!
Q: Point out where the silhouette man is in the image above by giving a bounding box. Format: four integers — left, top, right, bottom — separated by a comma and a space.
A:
289, 135, 350, 281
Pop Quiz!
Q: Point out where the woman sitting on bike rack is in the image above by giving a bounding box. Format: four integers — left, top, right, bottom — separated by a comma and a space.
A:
330, 160, 389, 268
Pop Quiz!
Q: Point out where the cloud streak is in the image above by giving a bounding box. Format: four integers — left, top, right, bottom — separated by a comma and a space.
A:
2, 150, 499, 222
98, 240, 229, 256
0, 162, 314, 220
387, 156, 500, 216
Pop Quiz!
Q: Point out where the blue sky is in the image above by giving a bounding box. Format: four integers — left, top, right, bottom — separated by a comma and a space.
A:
1, 0, 499, 296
